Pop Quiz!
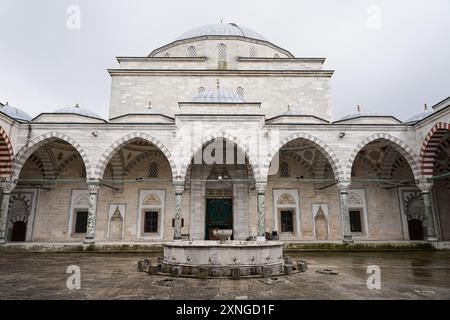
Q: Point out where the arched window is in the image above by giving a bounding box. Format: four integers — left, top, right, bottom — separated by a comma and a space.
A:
198, 87, 206, 94
188, 46, 196, 57
280, 161, 289, 177
249, 47, 257, 58
274, 53, 280, 58
236, 87, 244, 98
164, 52, 170, 57
148, 161, 159, 178
218, 43, 227, 62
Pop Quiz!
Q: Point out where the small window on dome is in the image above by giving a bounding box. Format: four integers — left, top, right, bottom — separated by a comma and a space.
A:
148, 161, 159, 178
249, 47, 257, 58
274, 54, 280, 58
218, 43, 227, 62
188, 46, 196, 57
164, 52, 170, 58
280, 161, 289, 177
236, 87, 244, 98
198, 87, 206, 94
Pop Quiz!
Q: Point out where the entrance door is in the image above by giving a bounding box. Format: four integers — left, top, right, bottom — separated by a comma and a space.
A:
205, 199, 233, 240
408, 219, 424, 240
11, 221, 27, 242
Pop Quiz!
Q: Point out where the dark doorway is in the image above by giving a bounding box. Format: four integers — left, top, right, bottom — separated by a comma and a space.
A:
11, 221, 27, 242
408, 219, 424, 240
205, 199, 233, 240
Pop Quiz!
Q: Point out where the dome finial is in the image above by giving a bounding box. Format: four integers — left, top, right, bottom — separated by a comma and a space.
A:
75, 103, 80, 108
357, 105, 361, 112
287, 104, 292, 112
220, 17, 223, 24
424, 103, 428, 111
5, 101, 9, 106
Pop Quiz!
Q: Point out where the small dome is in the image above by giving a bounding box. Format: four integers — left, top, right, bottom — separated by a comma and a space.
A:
176, 23, 268, 42
0, 102, 32, 121
54, 104, 102, 119
339, 110, 381, 121
405, 108, 433, 124
192, 88, 245, 103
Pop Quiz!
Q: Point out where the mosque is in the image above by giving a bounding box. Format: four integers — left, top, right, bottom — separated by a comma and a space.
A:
0, 23, 449, 246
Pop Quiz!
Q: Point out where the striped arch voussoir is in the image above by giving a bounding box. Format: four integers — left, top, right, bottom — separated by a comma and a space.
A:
346, 133, 421, 181
0, 126, 14, 179
265, 132, 344, 181
420, 122, 450, 178
94, 132, 177, 180
12, 132, 92, 181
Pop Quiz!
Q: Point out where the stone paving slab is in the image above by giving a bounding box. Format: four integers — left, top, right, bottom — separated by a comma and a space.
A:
0, 252, 449, 300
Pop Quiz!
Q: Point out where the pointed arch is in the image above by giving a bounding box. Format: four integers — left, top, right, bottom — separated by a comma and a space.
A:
94, 132, 177, 180
12, 132, 92, 181
0, 126, 14, 180
346, 133, 421, 181
264, 132, 344, 181
179, 131, 261, 181
420, 122, 450, 178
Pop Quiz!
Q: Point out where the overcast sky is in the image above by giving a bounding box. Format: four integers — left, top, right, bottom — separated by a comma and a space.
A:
0, 0, 449, 121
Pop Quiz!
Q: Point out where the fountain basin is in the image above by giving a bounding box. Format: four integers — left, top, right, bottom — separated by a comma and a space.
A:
161, 240, 285, 277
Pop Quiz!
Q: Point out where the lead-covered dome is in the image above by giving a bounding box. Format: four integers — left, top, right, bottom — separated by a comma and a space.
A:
54, 104, 102, 119
0, 102, 32, 121
404, 108, 434, 124
176, 23, 268, 42
192, 88, 245, 103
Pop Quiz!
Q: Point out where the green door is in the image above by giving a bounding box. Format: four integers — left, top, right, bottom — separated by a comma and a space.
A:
205, 199, 233, 240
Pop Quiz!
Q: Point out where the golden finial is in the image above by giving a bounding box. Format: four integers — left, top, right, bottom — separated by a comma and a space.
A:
424, 103, 428, 111
287, 104, 292, 112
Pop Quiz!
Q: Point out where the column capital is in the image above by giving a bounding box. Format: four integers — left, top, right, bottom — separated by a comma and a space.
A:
173, 181, 185, 195
255, 182, 267, 194
87, 180, 101, 194
337, 181, 350, 191
417, 180, 433, 193
0, 181, 16, 193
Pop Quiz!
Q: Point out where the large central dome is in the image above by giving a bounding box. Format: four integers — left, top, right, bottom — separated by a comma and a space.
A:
175, 23, 269, 42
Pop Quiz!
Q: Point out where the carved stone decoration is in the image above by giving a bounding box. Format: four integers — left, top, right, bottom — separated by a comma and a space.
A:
314, 206, 329, 240
109, 206, 124, 241
313, 204, 329, 240
348, 192, 363, 206
0, 181, 16, 242
142, 193, 161, 206
256, 183, 267, 237
85, 181, 101, 243
173, 184, 185, 240
74, 194, 89, 208
277, 193, 296, 205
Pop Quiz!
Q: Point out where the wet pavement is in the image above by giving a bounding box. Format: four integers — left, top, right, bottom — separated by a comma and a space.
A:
0, 251, 449, 300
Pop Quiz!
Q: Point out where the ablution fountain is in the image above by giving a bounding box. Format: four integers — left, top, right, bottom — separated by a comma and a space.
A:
138, 230, 307, 279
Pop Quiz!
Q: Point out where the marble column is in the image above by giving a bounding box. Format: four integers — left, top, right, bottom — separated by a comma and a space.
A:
337, 182, 353, 243
255, 182, 267, 238
418, 181, 437, 241
173, 183, 185, 240
0, 181, 16, 244
84, 180, 101, 244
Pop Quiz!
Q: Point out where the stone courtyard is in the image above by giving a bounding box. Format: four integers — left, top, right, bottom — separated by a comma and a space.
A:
1, 251, 449, 300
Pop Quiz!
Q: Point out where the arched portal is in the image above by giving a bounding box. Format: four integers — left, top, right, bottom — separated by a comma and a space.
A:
185, 136, 256, 241
97, 134, 174, 241
349, 135, 422, 240
421, 123, 450, 240
265, 134, 341, 240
